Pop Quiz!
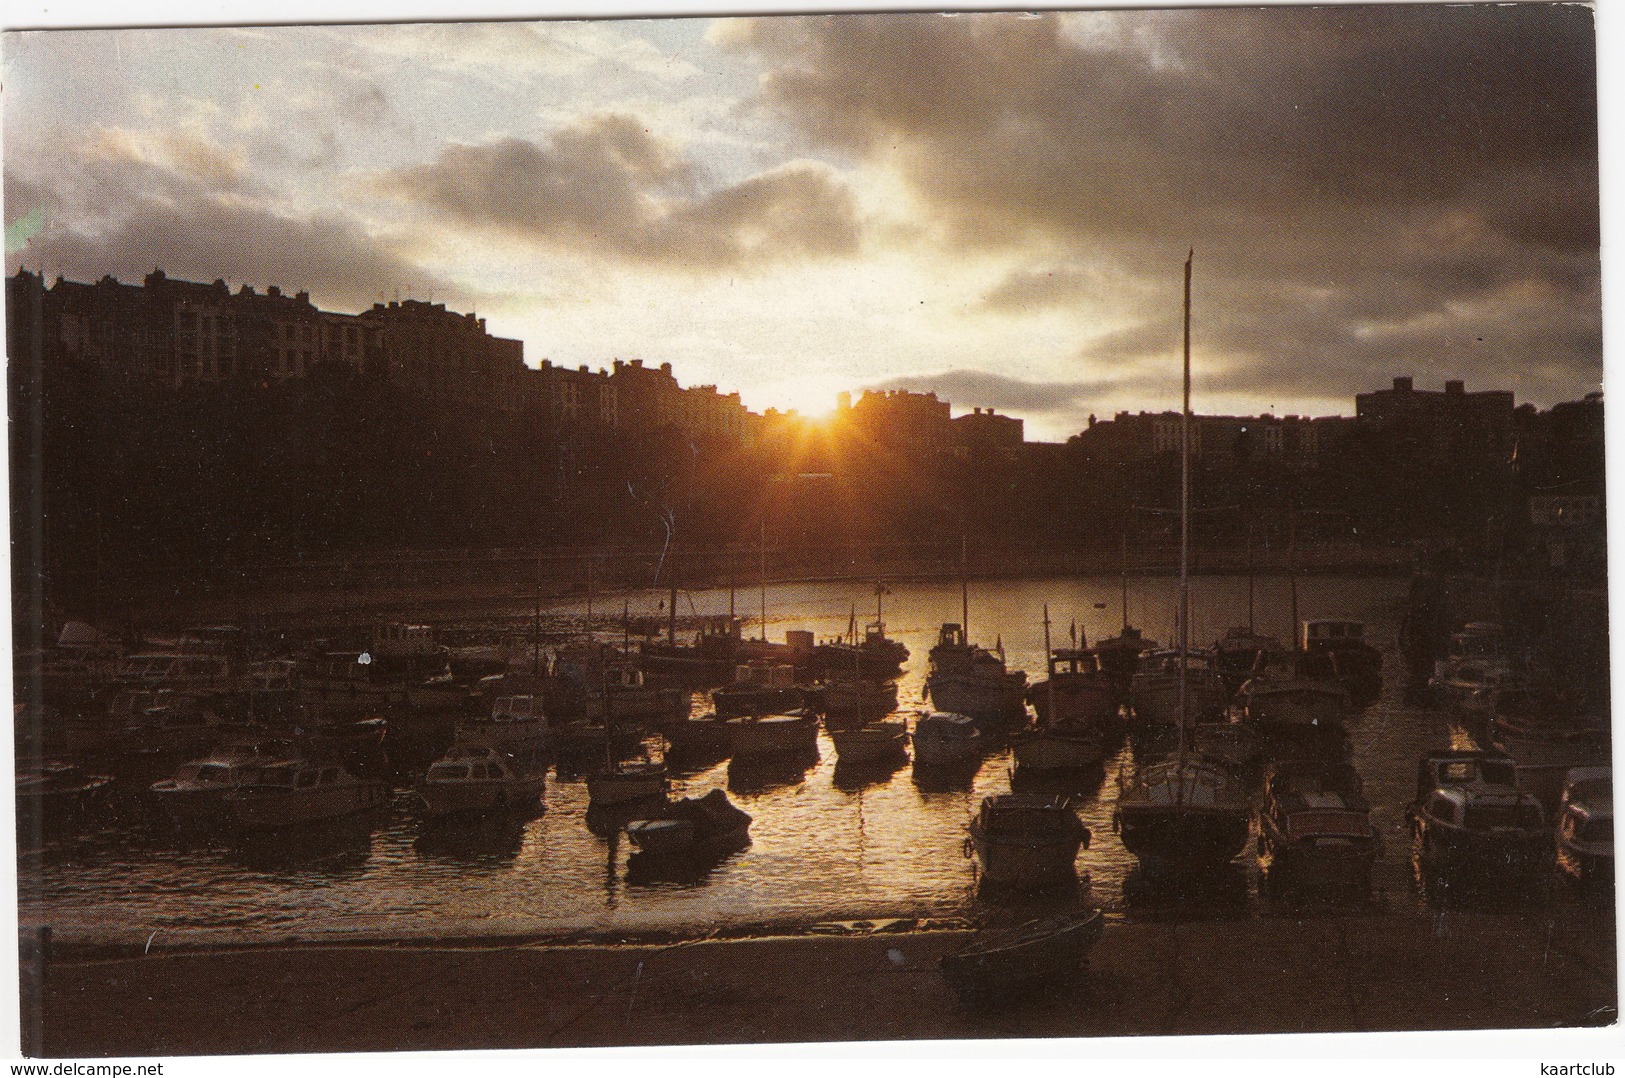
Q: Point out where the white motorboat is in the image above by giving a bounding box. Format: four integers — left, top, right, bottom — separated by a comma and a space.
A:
415, 745, 544, 819
225, 759, 390, 831
911, 711, 983, 767
586, 760, 669, 806
456, 693, 550, 752
149, 741, 295, 827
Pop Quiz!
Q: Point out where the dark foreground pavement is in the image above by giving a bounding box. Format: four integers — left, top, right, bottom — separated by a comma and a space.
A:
34, 908, 1617, 1056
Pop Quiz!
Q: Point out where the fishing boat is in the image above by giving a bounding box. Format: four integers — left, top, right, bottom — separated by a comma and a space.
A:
1232, 669, 1354, 764
1429, 623, 1520, 710
1111, 251, 1254, 879
912, 711, 984, 767
967, 793, 1090, 890
1212, 627, 1286, 696
923, 625, 1027, 730
1555, 766, 1612, 889
225, 759, 390, 831
939, 909, 1105, 1003
1129, 650, 1229, 731
1406, 749, 1550, 889
1027, 642, 1120, 728
811, 584, 910, 679
1115, 757, 1253, 874
415, 745, 545, 819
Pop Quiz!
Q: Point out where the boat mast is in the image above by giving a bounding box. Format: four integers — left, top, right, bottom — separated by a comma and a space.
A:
1120, 532, 1130, 632
1043, 603, 1056, 724
960, 534, 970, 641
759, 519, 768, 643
1178, 248, 1192, 761
1246, 521, 1255, 633
1288, 509, 1300, 650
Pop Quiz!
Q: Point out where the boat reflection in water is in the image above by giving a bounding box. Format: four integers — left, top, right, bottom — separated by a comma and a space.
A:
226, 811, 380, 872
1121, 860, 1251, 910
727, 748, 819, 795
832, 754, 908, 793
414, 813, 529, 863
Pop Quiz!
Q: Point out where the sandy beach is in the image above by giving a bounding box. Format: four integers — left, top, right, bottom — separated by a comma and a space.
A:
28, 904, 1616, 1057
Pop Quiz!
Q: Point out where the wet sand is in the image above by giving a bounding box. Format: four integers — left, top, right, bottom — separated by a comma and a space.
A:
33, 906, 1617, 1057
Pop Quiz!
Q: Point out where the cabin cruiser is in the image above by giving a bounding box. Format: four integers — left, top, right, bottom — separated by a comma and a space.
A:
967, 793, 1090, 890
456, 694, 550, 753
811, 615, 909, 681
1555, 766, 1613, 888
149, 741, 296, 828
415, 745, 544, 819
726, 711, 819, 761
225, 759, 390, 830
1487, 687, 1609, 812
815, 677, 899, 723
923, 624, 1028, 729
16, 760, 113, 840
1406, 749, 1549, 889
1232, 669, 1354, 763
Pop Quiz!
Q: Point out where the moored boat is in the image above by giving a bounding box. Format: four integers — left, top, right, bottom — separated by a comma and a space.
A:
828, 716, 908, 765
225, 759, 390, 831
713, 662, 804, 718
586, 760, 670, 806
1258, 759, 1380, 890
1114, 757, 1253, 876
967, 793, 1090, 890
911, 711, 983, 767
415, 745, 545, 819
727, 711, 819, 760
1406, 749, 1550, 890
1297, 619, 1383, 708
1555, 766, 1613, 889
624, 788, 752, 860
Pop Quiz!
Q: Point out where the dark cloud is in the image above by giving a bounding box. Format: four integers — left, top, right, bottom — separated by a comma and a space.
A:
5, 162, 461, 314
379, 112, 862, 271
729, 6, 1600, 406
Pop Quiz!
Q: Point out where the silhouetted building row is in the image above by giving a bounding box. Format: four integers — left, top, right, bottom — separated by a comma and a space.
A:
1074, 409, 1341, 470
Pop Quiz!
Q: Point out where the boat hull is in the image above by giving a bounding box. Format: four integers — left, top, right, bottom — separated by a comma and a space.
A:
416, 777, 544, 818
1116, 806, 1251, 875
1011, 728, 1107, 772
227, 781, 389, 831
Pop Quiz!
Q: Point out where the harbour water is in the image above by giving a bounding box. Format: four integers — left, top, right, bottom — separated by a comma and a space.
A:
17, 573, 1601, 947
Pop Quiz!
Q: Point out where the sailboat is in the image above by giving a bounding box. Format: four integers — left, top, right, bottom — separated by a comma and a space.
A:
1012, 605, 1115, 772
1112, 251, 1253, 877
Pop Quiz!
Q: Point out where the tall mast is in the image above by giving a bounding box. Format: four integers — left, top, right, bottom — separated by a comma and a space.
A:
1178, 248, 1192, 760
1120, 531, 1129, 632
960, 534, 970, 640
1246, 521, 1255, 633
1043, 603, 1055, 725
759, 519, 768, 643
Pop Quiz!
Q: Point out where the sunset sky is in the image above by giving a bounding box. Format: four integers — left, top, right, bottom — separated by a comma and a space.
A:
2, 3, 1601, 440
